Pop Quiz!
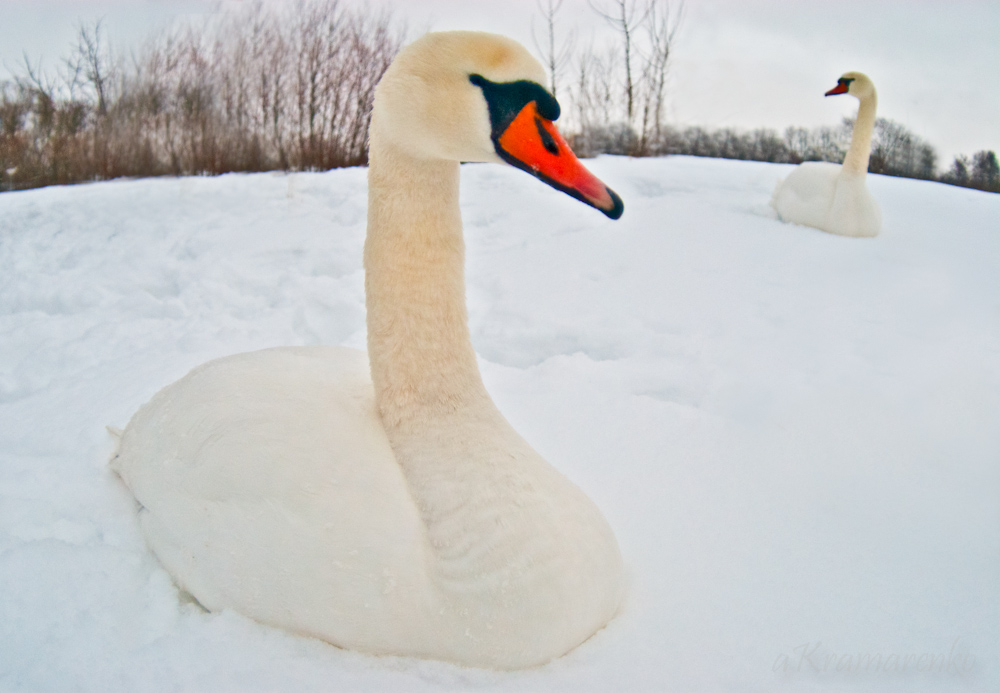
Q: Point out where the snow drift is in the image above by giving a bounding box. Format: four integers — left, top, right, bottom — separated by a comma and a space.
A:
0, 156, 997, 690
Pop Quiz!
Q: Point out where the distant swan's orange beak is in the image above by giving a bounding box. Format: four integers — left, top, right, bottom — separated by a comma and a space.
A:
825, 82, 849, 96
496, 102, 624, 220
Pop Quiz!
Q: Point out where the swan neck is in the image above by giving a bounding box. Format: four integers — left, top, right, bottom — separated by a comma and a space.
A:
361, 112, 623, 647
363, 140, 564, 598
843, 91, 877, 176
364, 144, 487, 426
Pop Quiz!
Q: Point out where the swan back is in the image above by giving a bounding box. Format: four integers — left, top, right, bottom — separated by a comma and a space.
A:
114, 30, 626, 671
772, 70, 881, 237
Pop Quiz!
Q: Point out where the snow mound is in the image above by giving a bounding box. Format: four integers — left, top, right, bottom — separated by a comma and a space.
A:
1, 157, 997, 690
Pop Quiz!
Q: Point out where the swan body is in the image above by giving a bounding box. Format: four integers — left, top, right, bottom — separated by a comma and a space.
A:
772, 72, 881, 237
113, 31, 625, 670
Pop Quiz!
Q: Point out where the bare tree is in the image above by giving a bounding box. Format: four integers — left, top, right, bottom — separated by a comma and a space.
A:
970, 150, 999, 191
65, 20, 115, 117
943, 155, 970, 186
572, 44, 632, 155
0, 0, 402, 189
862, 117, 937, 179
588, 0, 646, 125
635, 0, 682, 152
532, 0, 575, 99
944, 150, 1000, 192
574, 0, 682, 154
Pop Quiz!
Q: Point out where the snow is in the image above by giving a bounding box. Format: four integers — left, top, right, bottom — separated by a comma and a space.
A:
1, 156, 997, 690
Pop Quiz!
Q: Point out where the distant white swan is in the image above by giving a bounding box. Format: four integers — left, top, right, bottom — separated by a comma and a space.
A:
111, 31, 625, 670
772, 72, 881, 237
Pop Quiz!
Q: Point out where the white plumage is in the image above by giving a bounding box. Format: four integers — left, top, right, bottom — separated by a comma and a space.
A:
112, 31, 625, 670
772, 72, 882, 238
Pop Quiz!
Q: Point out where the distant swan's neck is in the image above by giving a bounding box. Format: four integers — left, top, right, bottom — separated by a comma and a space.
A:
364, 144, 490, 428
843, 91, 877, 176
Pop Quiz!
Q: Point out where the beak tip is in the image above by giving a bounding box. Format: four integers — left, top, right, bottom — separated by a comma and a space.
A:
602, 188, 625, 220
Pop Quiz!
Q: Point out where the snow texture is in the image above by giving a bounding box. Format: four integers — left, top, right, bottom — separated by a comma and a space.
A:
1, 156, 997, 690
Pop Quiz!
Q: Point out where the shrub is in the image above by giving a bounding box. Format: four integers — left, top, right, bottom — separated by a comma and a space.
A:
0, 1, 403, 192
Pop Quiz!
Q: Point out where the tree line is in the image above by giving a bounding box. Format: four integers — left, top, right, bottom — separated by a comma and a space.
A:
567, 112, 998, 194
1, 0, 401, 192
1, 0, 996, 195
554, 0, 997, 192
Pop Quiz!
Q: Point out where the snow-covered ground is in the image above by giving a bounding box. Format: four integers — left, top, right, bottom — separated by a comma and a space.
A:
1, 156, 997, 691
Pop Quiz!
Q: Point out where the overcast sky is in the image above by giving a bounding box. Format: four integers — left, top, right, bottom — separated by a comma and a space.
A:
2, 0, 997, 165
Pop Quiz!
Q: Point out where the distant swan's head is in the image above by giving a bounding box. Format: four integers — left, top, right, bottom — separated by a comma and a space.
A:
825, 71, 876, 100
371, 31, 623, 219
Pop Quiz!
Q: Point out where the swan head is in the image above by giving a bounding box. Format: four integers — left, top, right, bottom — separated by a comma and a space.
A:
825, 71, 876, 100
371, 31, 623, 219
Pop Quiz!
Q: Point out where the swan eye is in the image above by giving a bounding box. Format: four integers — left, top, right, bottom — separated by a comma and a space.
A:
535, 116, 560, 155
469, 74, 561, 136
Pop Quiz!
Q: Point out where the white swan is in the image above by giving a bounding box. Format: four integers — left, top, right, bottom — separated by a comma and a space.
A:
111, 31, 625, 670
771, 72, 882, 237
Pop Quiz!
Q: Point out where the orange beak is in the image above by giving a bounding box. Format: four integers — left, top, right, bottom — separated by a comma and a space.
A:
825, 82, 849, 96
496, 102, 624, 219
